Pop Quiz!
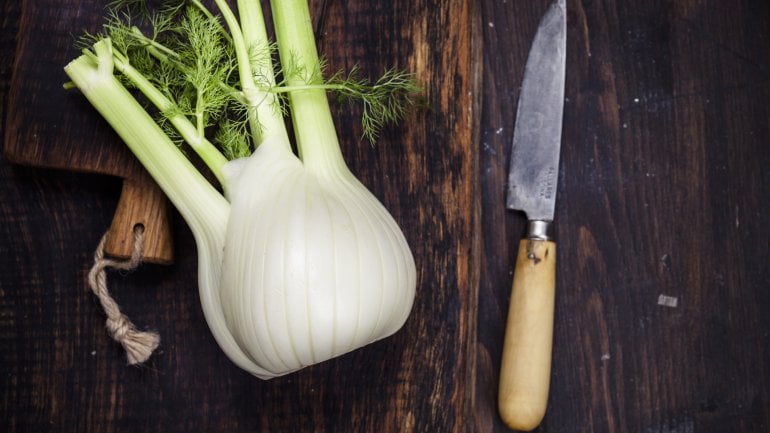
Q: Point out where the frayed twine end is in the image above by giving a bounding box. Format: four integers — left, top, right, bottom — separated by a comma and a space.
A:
87, 226, 160, 365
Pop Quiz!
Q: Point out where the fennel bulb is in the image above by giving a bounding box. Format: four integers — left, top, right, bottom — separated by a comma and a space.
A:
221, 138, 415, 375
64, 0, 417, 378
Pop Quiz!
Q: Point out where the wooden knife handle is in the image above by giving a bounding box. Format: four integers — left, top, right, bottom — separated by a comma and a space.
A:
104, 177, 174, 265
498, 239, 556, 431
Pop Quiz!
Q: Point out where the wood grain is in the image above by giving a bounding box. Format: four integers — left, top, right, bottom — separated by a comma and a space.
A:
1, 0, 481, 432
2, 0, 770, 432
4, 0, 173, 263
479, 0, 770, 432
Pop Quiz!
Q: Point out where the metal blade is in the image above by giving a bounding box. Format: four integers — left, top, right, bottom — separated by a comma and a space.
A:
506, 0, 567, 221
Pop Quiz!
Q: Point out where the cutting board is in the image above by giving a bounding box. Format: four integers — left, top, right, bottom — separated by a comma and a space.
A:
4, 1, 173, 264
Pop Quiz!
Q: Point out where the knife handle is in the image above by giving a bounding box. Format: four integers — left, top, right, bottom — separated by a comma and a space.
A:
498, 238, 556, 431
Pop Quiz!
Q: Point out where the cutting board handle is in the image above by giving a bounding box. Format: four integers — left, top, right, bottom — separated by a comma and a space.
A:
104, 177, 174, 264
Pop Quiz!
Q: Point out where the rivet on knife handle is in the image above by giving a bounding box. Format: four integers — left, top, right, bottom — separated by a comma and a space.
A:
498, 222, 555, 431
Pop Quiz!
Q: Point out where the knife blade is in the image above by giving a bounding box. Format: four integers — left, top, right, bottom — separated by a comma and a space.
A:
498, 0, 566, 431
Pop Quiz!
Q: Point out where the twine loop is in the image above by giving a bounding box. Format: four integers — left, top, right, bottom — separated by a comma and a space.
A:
87, 225, 160, 365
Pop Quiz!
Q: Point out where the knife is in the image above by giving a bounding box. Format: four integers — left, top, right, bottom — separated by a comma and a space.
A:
498, 0, 566, 430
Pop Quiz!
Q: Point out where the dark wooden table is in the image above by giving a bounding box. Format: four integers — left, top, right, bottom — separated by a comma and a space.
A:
2, 1, 768, 432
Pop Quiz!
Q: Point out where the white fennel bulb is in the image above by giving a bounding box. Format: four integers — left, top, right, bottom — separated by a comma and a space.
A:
219, 138, 415, 377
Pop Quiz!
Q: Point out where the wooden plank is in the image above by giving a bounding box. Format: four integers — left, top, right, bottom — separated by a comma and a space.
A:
478, 0, 770, 431
0, 0, 481, 432
4, 0, 173, 263
4, 0, 770, 431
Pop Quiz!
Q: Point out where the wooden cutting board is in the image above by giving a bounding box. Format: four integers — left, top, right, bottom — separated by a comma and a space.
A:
4, 0, 173, 264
